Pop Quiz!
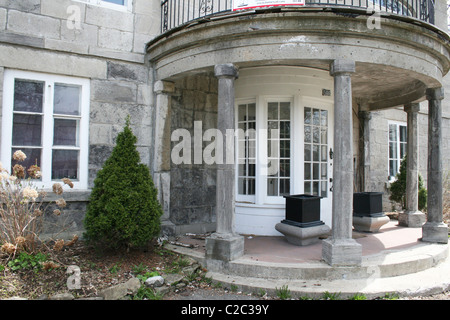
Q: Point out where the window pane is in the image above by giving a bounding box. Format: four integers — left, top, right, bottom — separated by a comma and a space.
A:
313, 109, 320, 126
248, 178, 255, 195
389, 124, 397, 142
312, 145, 319, 161
280, 121, 290, 138
280, 102, 290, 120
280, 140, 290, 158
52, 150, 78, 180
14, 79, 44, 113
304, 163, 311, 180
304, 107, 311, 124
103, 0, 125, 5
248, 103, 256, 121
11, 148, 41, 179
267, 178, 278, 196
53, 119, 78, 146
238, 178, 245, 194
280, 159, 290, 177
313, 163, 319, 180
304, 144, 311, 161
313, 127, 320, 143
54, 84, 80, 116
321, 163, 328, 179
280, 179, 290, 196
399, 125, 407, 142
313, 181, 319, 195
304, 181, 311, 194
321, 181, 327, 198
238, 104, 246, 122
400, 142, 407, 159
268, 103, 278, 120
12, 114, 42, 146
321, 128, 327, 144
320, 110, 328, 126
389, 142, 397, 159
321, 145, 327, 161
304, 125, 311, 143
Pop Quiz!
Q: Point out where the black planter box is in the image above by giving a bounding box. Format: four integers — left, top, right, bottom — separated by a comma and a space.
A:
353, 192, 384, 217
282, 194, 324, 228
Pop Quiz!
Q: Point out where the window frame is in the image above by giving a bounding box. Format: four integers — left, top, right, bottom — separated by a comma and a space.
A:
387, 120, 407, 181
1, 69, 90, 190
72, 0, 132, 12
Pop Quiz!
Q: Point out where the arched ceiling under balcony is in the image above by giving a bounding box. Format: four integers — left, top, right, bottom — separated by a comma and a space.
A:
147, 10, 450, 110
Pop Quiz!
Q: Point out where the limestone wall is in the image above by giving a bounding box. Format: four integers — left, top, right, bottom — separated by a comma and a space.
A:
0, 0, 160, 238
169, 73, 218, 234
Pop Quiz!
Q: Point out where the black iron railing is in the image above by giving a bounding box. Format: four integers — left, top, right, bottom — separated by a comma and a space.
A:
160, 0, 435, 33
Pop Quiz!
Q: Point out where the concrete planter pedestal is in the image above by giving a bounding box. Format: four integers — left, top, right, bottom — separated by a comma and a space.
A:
275, 222, 330, 246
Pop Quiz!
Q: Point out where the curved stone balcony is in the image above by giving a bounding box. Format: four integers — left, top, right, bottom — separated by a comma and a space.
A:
147, 7, 450, 109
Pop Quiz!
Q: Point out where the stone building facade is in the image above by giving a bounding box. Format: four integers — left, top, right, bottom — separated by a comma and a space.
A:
0, 0, 160, 238
0, 0, 449, 266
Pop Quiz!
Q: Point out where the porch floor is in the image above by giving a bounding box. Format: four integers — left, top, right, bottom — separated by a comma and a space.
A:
167, 219, 450, 298
175, 220, 424, 263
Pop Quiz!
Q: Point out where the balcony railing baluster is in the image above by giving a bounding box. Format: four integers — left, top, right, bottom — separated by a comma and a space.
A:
160, 0, 435, 33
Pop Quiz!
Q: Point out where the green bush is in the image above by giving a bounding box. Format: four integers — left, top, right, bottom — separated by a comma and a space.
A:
83, 117, 163, 250
389, 156, 427, 211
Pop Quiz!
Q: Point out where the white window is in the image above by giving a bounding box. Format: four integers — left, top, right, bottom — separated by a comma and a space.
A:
1, 70, 90, 189
71, 0, 132, 12
388, 121, 407, 180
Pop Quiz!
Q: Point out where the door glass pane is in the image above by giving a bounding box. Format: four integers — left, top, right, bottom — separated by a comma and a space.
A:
12, 114, 42, 146
267, 101, 290, 197
304, 144, 311, 161
14, 79, 44, 113
52, 150, 79, 180
53, 119, 79, 146
304, 181, 311, 194
304, 106, 329, 197
267, 178, 278, 196
54, 84, 80, 116
280, 179, 290, 196
237, 102, 256, 196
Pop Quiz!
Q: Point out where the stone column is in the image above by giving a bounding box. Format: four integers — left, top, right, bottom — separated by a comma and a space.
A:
422, 88, 448, 243
357, 106, 371, 192
205, 63, 244, 262
153, 80, 175, 236
322, 60, 362, 266
398, 103, 426, 227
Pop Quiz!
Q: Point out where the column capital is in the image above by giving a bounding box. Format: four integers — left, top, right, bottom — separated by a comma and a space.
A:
214, 63, 239, 79
426, 87, 444, 101
404, 103, 420, 113
330, 60, 355, 76
154, 80, 175, 94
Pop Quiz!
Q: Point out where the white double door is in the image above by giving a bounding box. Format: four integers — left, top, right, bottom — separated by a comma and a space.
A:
235, 96, 334, 234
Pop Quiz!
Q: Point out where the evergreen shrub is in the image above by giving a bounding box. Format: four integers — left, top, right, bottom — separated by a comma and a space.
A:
83, 117, 162, 250
389, 156, 427, 211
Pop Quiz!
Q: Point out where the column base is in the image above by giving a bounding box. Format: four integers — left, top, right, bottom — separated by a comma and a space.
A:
398, 211, 426, 228
205, 233, 245, 262
322, 238, 362, 266
422, 222, 449, 244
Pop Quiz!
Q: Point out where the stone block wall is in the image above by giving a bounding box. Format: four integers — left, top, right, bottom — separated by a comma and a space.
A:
0, 0, 159, 239
168, 73, 219, 234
